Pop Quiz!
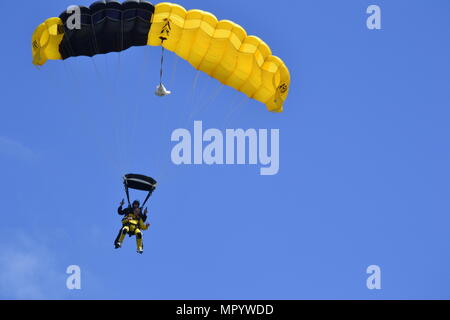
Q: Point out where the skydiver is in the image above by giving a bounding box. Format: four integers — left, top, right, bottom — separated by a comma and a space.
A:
114, 199, 150, 253
117, 199, 148, 221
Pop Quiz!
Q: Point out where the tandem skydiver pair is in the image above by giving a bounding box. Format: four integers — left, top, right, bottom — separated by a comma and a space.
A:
114, 174, 157, 254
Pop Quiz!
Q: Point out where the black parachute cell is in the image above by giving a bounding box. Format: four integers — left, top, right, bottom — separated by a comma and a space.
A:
58, 0, 155, 59
124, 174, 157, 191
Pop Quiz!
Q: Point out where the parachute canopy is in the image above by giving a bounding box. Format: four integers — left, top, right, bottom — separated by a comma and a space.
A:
124, 174, 157, 192
32, 1, 290, 112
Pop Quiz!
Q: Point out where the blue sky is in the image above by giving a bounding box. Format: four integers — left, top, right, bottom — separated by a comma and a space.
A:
1, 0, 450, 299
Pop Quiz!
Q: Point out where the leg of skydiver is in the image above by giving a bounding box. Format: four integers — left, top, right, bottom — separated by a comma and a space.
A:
114, 227, 123, 248
135, 229, 143, 254
115, 226, 129, 248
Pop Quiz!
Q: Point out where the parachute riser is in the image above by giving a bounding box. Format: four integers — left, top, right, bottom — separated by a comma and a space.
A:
141, 188, 155, 209
155, 46, 171, 96
124, 180, 131, 208
123, 175, 156, 209
160, 46, 165, 85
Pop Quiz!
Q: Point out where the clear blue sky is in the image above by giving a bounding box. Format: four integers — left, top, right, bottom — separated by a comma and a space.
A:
1, 0, 450, 299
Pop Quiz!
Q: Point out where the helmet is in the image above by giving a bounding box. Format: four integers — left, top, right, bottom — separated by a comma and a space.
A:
132, 200, 140, 207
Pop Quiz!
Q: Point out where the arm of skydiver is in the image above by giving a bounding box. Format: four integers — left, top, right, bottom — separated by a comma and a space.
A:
118, 199, 127, 215
139, 219, 150, 230
140, 207, 148, 222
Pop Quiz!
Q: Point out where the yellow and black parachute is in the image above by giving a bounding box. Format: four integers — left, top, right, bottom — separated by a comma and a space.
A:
32, 1, 290, 112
